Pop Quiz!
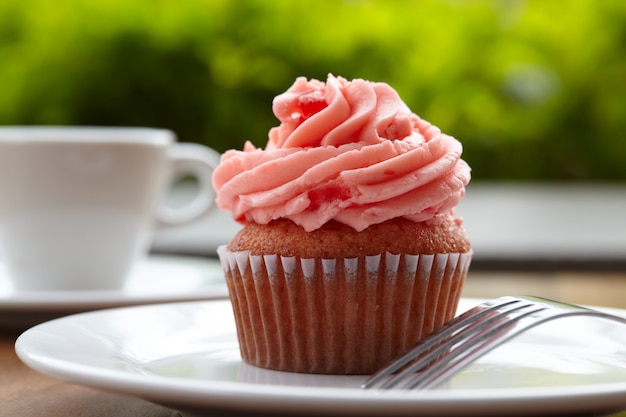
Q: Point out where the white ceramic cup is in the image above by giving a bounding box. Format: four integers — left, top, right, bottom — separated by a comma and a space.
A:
0, 126, 218, 291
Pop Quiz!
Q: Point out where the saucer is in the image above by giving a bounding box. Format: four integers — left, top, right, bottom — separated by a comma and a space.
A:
15, 298, 626, 416
0, 255, 228, 329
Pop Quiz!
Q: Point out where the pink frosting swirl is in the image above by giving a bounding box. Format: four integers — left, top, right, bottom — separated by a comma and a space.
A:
213, 75, 470, 232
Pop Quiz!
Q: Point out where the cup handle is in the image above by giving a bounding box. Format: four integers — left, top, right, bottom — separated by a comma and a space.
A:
155, 142, 219, 228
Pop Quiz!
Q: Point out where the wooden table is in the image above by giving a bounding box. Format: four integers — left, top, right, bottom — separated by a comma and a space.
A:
2, 269, 626, 417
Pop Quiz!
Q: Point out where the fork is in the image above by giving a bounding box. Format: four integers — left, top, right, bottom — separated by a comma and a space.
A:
362, 295, 626, 390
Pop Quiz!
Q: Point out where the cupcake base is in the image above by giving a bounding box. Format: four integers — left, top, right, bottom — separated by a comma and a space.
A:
218, 246, 472, 375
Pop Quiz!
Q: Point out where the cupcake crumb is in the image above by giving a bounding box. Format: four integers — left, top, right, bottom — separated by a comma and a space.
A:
229, 217, 470, 258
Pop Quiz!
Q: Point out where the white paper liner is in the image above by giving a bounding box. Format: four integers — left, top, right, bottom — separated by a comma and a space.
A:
218, 245, 472, 375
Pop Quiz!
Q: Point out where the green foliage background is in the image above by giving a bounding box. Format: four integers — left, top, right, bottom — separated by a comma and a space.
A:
0, 0, 625, 181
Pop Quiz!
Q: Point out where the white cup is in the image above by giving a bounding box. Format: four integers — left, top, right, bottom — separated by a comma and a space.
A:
0, 126, 218, 291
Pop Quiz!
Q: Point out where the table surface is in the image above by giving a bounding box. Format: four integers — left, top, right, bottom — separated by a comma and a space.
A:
2, 269, 626, 417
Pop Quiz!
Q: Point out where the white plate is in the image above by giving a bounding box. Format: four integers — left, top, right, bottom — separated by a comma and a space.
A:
15, 299, 626, 416
0, 255, 228, 329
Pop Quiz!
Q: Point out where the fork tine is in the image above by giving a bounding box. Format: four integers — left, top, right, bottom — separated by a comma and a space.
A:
361, 296, 526, 389
408, 299, 626, 390
367, 295, 626, 391
370, 299, 541, 389
403, 302, 546, 389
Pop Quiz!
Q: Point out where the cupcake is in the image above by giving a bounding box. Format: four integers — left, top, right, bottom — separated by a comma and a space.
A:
213, 74, 471, 374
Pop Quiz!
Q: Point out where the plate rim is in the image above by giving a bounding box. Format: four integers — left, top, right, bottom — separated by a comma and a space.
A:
15, 298, 626, 416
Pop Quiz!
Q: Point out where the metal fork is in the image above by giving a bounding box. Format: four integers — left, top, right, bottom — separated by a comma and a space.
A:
362, 295, 626, 390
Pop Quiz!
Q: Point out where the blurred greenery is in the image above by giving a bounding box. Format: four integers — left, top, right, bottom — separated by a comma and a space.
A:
0, 0, 625, 181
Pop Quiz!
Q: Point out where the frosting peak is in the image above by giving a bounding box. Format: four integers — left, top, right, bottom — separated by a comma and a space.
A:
268, 75, 423, 149
213, 74, 471, 232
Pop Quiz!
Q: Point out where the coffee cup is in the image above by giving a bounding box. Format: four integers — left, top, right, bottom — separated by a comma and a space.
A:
0, 126, 218, 291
